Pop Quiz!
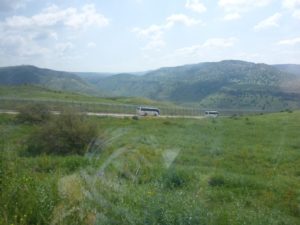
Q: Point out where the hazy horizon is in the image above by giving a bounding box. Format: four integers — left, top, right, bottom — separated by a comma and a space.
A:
1, 59, 300, 74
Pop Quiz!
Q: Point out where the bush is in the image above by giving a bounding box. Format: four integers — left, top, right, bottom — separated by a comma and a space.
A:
132, 115, 139, 120
208, 175, 225, 187
230, 114, 239, 120
26, 109, 97, 155
17, 103, 51, 123
162, 121, 172, 125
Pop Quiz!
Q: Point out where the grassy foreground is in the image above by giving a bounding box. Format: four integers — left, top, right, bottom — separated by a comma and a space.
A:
0, 111, 300, 225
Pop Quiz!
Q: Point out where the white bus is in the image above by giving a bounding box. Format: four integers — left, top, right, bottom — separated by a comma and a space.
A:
205, 111, 219, 117
136, 106, 160, 116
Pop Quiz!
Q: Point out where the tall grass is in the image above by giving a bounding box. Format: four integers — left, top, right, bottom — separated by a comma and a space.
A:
1, 111, 300, 224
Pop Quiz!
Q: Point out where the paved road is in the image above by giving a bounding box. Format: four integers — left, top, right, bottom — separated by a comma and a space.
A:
0, 109, 204, 119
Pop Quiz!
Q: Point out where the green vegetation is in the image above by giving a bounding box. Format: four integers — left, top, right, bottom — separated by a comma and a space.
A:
0, 86, 200, 116
274, 64, 300, 76
26, 109, 97, 156
0, 85, 176, 107
88, 60, 300, 110
17, 103, 51, 124
1, 61, 300, 111
1, 110, 300, 224
0, 65, 97, 95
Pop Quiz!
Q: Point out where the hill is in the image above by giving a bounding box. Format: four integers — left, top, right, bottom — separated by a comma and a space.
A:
0, 65, 98, 95
0, 85, 179, 115
274, 64, 300, 76
273, 64, 300, 94
86, 60, 300, 110
1, 61, 300, 111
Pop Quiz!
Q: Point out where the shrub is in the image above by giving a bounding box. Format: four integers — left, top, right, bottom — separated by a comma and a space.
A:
17, 103, 51, 124
230, 114, 239, 120
208, 175, 225, 187
162, 121, 172, 125
132, 115, 139, 120
26, 109, 97, 155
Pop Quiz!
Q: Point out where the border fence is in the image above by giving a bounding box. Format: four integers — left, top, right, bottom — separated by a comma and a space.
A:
0, 97, 275, 117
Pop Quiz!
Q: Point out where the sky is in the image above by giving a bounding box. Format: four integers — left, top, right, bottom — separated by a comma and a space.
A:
0, 0, 300, 72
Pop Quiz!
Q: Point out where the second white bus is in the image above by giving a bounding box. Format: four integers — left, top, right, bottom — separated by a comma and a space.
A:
205, 111, 219, 117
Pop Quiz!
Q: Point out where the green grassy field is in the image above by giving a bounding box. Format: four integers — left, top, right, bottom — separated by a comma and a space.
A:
1, 111, 300, 225
0, 85, 202, 116
0, 85, 177, 106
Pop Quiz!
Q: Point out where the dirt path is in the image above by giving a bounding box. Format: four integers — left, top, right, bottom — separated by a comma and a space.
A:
0, 109, 204, 119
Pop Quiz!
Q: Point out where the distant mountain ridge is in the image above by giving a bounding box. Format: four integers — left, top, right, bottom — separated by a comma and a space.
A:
86, 60, 300, 110
0, 61, 300, 110
273, 64, 300, 76
0, 65, 98, 95
273, 64, 300, 94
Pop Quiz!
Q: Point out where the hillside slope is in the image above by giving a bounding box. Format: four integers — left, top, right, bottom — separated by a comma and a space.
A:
274, 64, 300, 76
1, 62, 300, 110
0, 65, 98, 95
273, 64, 300, 94
88, 60, 300, 110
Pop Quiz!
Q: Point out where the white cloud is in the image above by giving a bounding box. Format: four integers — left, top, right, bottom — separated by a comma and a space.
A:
166, 14, 204, 27
0, 4, 109, 62
20, 45, 49, 57
218, 0, 272, 18
142, 38, 165, 51
29, 31, 59, 41
277, 37, 300, 45
50, 32, 58, 40
202, 37, 238, 48
0, 33, 50, 57
175, 37, 238, 55
223, 13, 241, 21
174, 46, 198, 56
293, 9, 300, 18
0, 0, 28, 12
154, 37, 239, 67
87, 42, 96, 48
133, 25, 164, 39
64, 4, 109, 29
219, 0, 272, 12
55, 42, 74, 53
254, 13, 282, 31
133, 14, 203, 50
2, 4, 109, 30
282, 0, 300, 9
283, 0, 300, 19
0, 34, 25, 53
132, 25, 166, 51
4, 16, 32, 28
185, 0, 207, 13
